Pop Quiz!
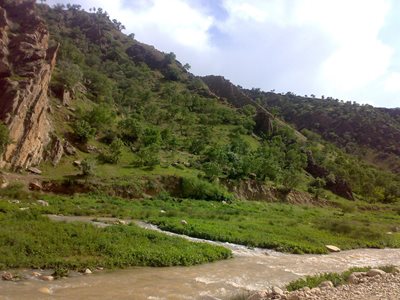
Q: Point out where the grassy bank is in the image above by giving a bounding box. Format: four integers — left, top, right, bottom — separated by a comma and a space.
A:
0, 201, 231, 270
286, 266, 399, 291
5, 188, 400, 255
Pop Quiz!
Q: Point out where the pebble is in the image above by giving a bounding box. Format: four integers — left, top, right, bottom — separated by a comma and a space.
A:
38, 287, 52, 295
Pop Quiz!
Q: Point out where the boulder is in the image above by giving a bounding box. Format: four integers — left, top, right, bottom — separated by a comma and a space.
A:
48, 137, 64, 166
73, 160, 81, 166
64, 141, 77, 155
2, 272, 13, 281
29, 181, 42, 191
84, 268, 92, 274
348, 271, 367, 284
181, 219, 188, 225
318, 281, 334, 288
287, 295, 301, 300
0, 175, 8, 188
39, 275, 54, 281
367, 269, 386, 277
272, 286, 284, 296
37, 200, 49, 207
325, 245, 341, 252
248, 291, 269, 300
28, 167, 42, 175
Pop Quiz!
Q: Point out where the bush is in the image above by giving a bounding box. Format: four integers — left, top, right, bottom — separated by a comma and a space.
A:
181, 177, 233, 202
100, 138, 124, 164
0, 122, 10, 155
81, 159, 96, 176
72, 120, 96, 142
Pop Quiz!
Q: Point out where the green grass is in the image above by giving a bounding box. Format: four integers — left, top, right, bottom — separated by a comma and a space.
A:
0, 201, 231, 270
9, 190, 400, 255
286, 266, 398, 291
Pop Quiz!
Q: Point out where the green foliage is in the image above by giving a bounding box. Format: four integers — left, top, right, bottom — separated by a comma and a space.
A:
83, 104, 115, 132
100, 138, 124, 164
286, 266, 396, 291
52, 60, 83, 90
81, 159, 96, 176
181, 177, 233, 202
135, 145, 160, 167
0, 122, 10, 155
0, 205, 231, 270
72, 120, 96, 142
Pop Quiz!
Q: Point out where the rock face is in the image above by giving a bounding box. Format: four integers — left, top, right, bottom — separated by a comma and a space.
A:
0, 0, 57, 170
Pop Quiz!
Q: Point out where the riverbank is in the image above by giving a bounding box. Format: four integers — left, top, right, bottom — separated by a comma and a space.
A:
247, 267, 400, 300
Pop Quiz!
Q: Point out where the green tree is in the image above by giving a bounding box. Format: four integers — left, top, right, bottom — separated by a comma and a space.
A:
72, 120, 96, 143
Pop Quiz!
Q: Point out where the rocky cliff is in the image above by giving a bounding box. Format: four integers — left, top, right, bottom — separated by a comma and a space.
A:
0, 0, 57, 170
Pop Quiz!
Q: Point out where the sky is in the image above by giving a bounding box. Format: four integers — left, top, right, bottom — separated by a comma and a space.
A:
46, 0, 400, 108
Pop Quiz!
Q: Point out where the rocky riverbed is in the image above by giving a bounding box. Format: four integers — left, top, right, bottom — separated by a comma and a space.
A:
248, 268, 400, 300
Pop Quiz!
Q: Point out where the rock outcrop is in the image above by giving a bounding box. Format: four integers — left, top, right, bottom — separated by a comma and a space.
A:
0, 0, 57, 170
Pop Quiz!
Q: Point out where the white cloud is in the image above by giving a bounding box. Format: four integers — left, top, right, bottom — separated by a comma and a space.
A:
384, 72, 400, 93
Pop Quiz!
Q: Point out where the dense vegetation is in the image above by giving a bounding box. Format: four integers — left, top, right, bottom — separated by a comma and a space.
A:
245, 89, 400, 173
0, 199, 230, 270
3, 187, 399, 256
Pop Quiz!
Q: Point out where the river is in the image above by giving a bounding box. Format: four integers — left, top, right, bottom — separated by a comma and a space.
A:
1, 215, 399, 299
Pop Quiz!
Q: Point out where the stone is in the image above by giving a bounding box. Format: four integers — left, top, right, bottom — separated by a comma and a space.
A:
287, 295, 300, 300
73, 160, 81, 166
248, 291, 269, 300
48, 137, 64, 166
160, 210, 166, 214
0, 175, 9, 188
37, 200, 49, 207
32, 272, 41, 277
86, 144, 98, 153
181, 219, 188, 225
367, 269, 386, 277
27, 167, 42, 175
19, 207, 29, 211
325, 245, 341, 252
2, 272, 13, 281
64, 141, 77, 155
40, 275, 54, 281
348, 273, 360, 284
84, 268, 92, 274
272, 286, 284, 296
62, 89, 71, 106
8, 199, 20, 204
29, 181, 42, 191
319, 281, 334, 288
38, 287, 52, 295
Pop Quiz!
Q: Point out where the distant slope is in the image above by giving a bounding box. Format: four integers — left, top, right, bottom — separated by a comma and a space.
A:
243, 89, 400, 173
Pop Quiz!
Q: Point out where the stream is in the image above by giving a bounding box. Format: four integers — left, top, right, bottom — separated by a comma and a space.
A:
1, 215, 400, 299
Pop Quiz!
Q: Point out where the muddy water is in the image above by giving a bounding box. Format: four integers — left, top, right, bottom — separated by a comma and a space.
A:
1, 216, 400, 300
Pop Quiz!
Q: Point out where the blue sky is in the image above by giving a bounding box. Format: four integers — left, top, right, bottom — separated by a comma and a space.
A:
46, 0, 400, 108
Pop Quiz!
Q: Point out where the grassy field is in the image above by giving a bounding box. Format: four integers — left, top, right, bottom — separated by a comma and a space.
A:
0, 200, 231, 270
3, 186, 399, 255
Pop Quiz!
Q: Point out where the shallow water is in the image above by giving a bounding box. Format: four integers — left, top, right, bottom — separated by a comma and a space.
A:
1, 215, 400, 300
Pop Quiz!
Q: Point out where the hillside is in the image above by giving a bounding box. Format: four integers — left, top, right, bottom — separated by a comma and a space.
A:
242, 89, 400, 173
0, 1, 400, 286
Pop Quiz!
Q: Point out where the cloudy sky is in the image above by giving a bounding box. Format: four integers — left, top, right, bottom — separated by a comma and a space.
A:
46, 0, 400, 108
